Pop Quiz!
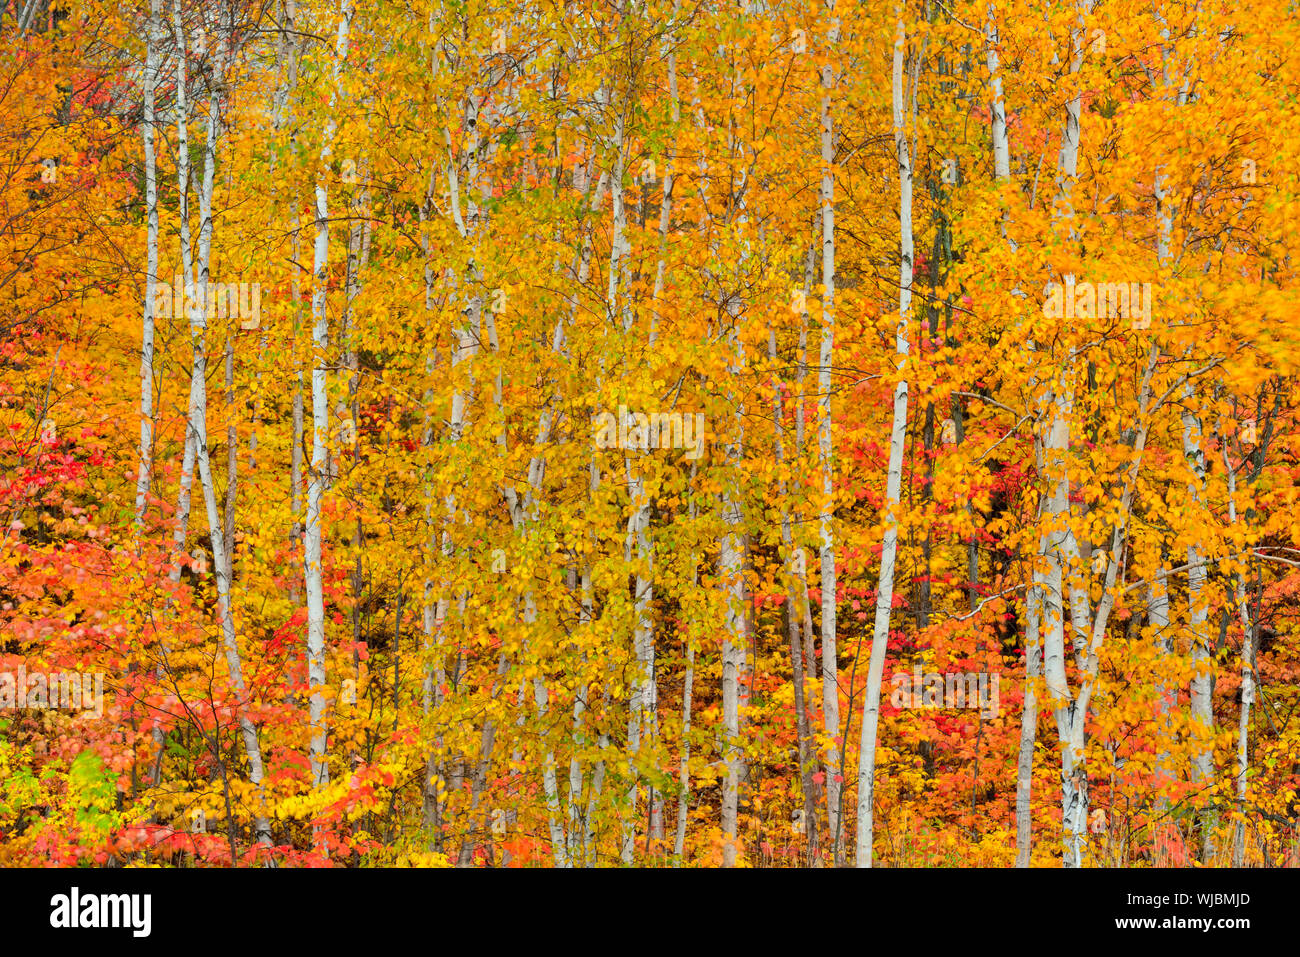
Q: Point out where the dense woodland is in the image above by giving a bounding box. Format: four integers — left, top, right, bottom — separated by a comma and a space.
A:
1, 0, 1298, 868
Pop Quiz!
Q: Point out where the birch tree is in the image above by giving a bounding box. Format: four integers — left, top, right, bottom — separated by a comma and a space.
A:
304, 0, 355, 794
854, 4, 912, 867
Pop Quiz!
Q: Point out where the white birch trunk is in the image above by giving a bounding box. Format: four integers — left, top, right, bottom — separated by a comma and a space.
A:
134, 0, 161, 529
1183, 397, 1214, 791
772, 324, 820, 862
673, 481, 697, 862
817, 10, 843, 863
168, 0, 200, 592
138, 0, 165, 778
173, 1, 273, 847
988, 6, 1041, 865
854, 9, 911, 867
1040, 0, 1094, 868
304, 0, 355, 793
797, 213, 820, 689
1015, 572, 1042, 866
1148, 567, 1173, 804
1222, 444, 1255, 866
717, 64, 752, 867
987, 6, 1010, 183
720, 461, 745, 867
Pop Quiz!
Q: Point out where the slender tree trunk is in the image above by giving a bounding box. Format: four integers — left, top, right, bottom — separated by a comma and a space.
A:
817, 8, 843, 864
622, 18, 678, 855
855, 9, 912, 867
223, 333, 236, 572
290, 364, 303, 603
1223, 445, 1255, 866
135, 0, 161, 530
304, 0, 355, 798
787, 213, 824, 850
1150, 30, 1202, 858
1183, 393, 1215, 842
138, 0, 165, 781
1148, 567, 1174, 826
788, 214, 820, 691
1015, 576, 1042, 866
771, 326, 820, 864
560, 156, 609, 866
457, 648, 509, 866
720, 481, 745, 868
718, 271, 749, 867
986, 4, 1043, 865
173, 0, 273, 848
1039, 0, 1095, 869
673, 606, 695, 861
